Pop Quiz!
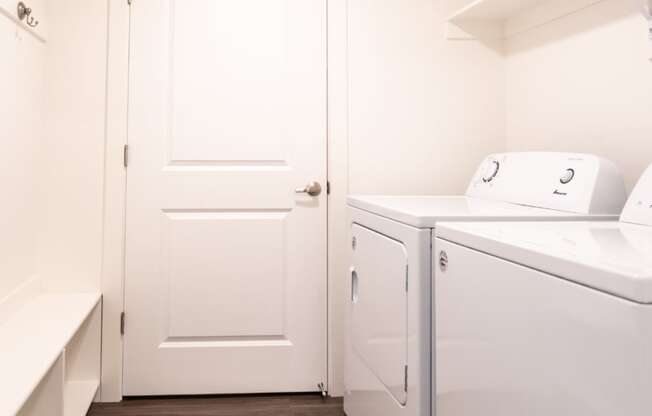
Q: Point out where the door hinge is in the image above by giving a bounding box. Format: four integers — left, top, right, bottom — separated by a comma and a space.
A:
326, 181, 331, 195
127, 0, 132, 5
123, 144, 129, 168
405, 264, 409, 292
120, 312, 125, 335
404, 365, 408, 392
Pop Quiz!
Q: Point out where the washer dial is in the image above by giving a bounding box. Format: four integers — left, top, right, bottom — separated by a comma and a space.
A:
482, 161, 500, 183
560, 168, 575, 184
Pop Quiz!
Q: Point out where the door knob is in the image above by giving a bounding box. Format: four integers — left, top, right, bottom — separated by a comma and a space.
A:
295, 181, 322, 197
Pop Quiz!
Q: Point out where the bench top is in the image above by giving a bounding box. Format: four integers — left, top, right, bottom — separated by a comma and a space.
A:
0, 292, 101, 415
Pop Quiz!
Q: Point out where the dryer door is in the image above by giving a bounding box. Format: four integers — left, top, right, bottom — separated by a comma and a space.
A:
351, 224, 408, 405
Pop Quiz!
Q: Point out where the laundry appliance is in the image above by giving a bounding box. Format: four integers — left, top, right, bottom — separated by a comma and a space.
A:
434, 164, 652, 416
344, 152, 627, 416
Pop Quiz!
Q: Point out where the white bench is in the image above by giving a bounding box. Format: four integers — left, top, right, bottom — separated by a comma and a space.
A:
0, 288, 101, 416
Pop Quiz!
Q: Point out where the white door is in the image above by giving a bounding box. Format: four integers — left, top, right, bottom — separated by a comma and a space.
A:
123, 0, 327, 396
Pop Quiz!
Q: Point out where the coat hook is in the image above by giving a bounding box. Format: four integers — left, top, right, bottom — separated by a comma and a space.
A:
17, 1, 39, 28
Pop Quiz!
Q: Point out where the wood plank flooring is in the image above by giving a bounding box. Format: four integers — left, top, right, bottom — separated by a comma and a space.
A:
88, 394, 345, 416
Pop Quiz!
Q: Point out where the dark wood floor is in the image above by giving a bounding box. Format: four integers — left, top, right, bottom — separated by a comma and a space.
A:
88, 394, 345, 416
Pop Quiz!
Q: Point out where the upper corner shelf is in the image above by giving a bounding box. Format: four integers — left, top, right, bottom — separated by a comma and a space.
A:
449, 0, 547, 22
446, 0, 605, 40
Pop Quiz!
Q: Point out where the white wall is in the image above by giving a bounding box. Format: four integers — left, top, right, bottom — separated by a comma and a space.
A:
327, 0, 506, 396
347, 0, 505, 196
38, 0, 108, 293
505, 0, 652, 190
0, 10, 46, 300
0, 0, 107, 303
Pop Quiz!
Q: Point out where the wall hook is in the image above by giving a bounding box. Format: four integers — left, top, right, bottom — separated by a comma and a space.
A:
17, 1, 39, 28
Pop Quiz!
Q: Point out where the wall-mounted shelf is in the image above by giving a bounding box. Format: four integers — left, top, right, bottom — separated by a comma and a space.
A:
446, 0, 605, 40
449, 0, 547, 23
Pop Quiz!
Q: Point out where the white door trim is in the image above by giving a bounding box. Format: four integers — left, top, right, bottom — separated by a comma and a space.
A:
326, 0, 350, 399
100, 0, 350, 401
100, 0, 130, 403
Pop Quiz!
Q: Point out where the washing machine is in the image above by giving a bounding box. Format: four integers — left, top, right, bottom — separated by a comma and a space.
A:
344, 152, 627, 416
434, 164, 652, 416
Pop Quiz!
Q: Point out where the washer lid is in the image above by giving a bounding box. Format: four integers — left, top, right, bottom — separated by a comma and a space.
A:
436, 221, 652, 304
347, 196, 617, 229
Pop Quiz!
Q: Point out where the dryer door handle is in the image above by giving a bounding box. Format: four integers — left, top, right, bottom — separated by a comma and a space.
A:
351, 267, 359, 304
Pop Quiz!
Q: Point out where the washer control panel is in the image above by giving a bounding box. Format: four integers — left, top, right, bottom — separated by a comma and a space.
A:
621, 164, 652, 226
466, 153, 627, 215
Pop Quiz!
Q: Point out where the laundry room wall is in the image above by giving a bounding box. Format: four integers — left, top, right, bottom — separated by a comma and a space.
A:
504, 0, 652, 191
347, 0, 506, 195
37, 0, 108, 294
0, 5, 46, 301
0, 0, 107, 302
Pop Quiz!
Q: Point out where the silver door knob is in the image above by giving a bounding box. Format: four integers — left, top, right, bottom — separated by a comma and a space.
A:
295, 181, 322, 197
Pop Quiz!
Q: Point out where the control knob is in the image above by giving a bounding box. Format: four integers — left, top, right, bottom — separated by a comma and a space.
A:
482, 160, 500, 183
560, 168, 575, 184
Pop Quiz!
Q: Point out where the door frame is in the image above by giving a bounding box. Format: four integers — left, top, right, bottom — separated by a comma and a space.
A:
100, 0, 350, 402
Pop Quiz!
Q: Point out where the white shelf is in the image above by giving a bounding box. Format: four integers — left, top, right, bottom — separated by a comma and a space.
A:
64, 380, 99, 416
0, 292, 101, 416
448, 0, 546, 22
446, 0, 605, 40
